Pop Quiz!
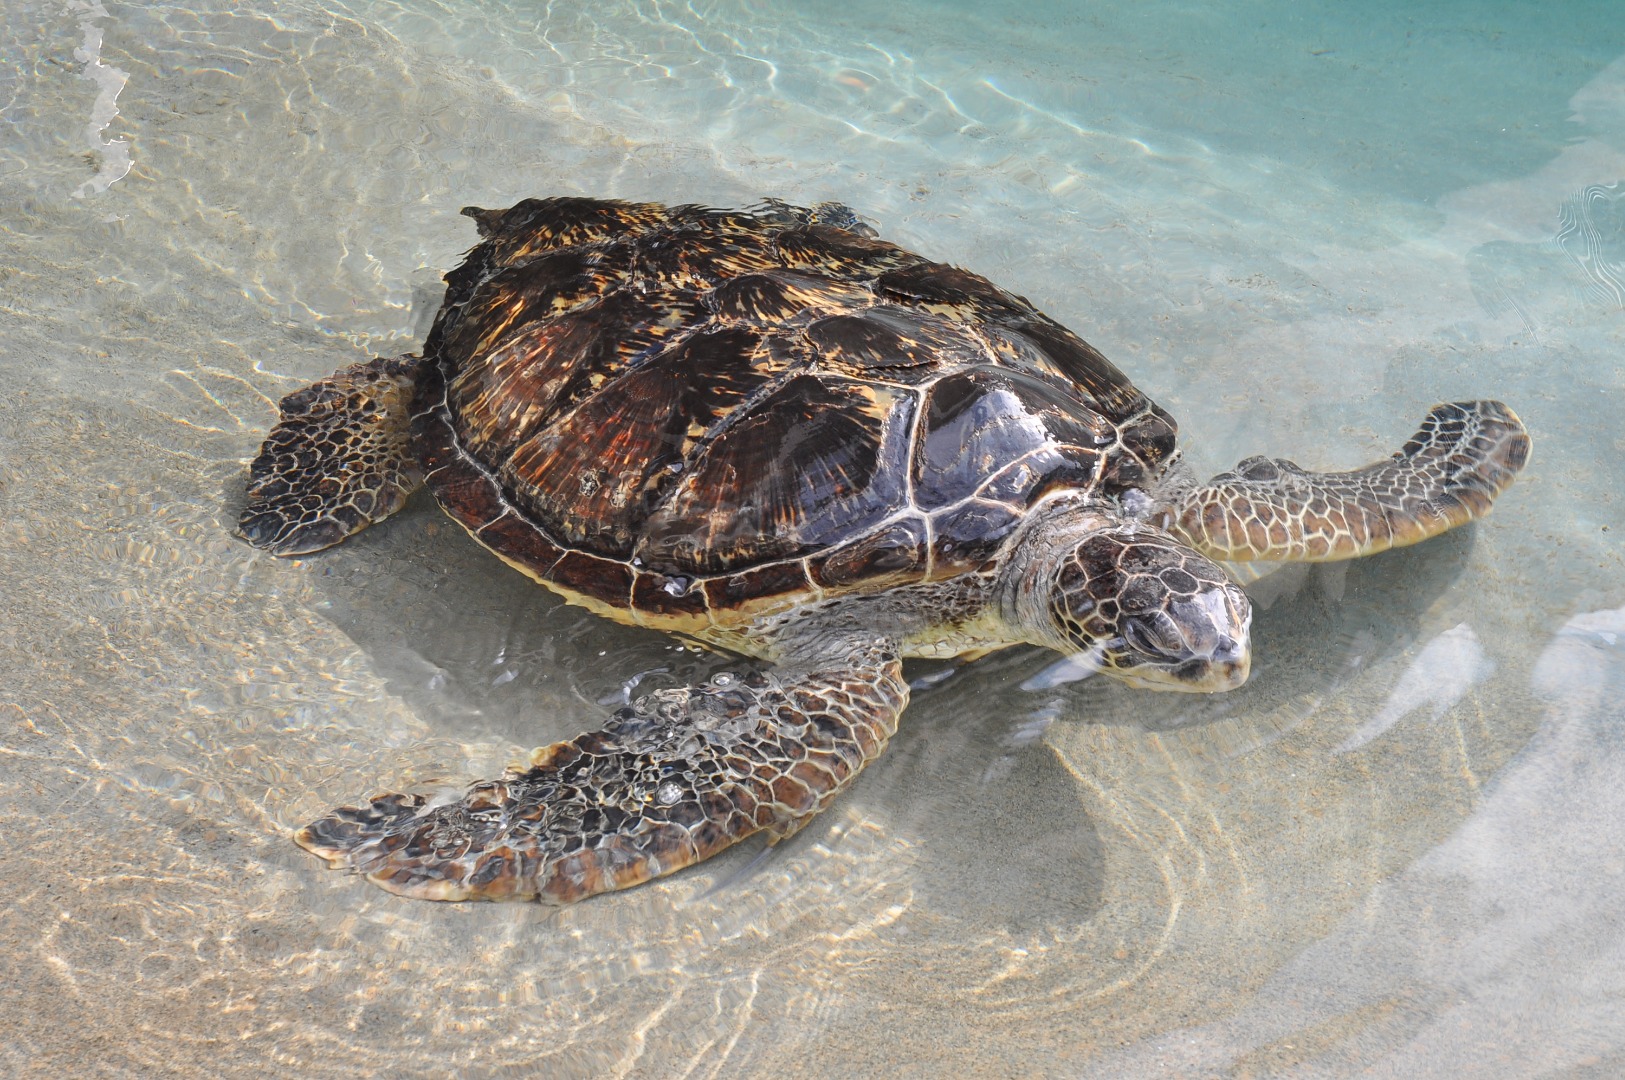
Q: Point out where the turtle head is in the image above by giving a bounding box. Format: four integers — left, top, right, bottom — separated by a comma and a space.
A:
1011, 511, 1252, 692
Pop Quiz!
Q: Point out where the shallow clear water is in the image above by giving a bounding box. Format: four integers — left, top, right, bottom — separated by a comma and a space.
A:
2, 1, 1623, 1075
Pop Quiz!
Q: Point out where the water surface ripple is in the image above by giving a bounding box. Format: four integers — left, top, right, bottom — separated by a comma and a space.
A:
1, 1, 1622, 1075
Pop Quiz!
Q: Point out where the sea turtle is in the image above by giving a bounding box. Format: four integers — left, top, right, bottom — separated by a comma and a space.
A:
239, 196, 1530, 903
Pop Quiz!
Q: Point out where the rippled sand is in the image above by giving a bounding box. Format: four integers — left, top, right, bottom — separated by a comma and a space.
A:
2, 2, 1623, 1075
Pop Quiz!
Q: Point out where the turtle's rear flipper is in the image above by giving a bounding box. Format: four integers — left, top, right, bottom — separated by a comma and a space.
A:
238, 355, 426, 556
295, 637, 908, 903
1164, 401, 1530, 562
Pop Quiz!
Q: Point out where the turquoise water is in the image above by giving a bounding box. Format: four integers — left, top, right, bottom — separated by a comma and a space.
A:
2, 1, 1623, 1075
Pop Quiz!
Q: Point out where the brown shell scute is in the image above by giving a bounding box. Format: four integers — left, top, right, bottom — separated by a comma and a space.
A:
913, 366, 1112, 509
633, 230, 775, 292
449, 290, 702, 464
422, 197, 1168, 618
775, 225, 926, 279
982, 317, 1147, 421
462, 198, 669, 264
445, 245, 636, 360
805, 307, 980, 381
500, 326, 788, 558
709, 271, 871, 326
636, 374, 913, 575
878, 261, 1038, 321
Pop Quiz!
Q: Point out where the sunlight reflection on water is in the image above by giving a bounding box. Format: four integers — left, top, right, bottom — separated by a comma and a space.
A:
1, 0, 1622, 1075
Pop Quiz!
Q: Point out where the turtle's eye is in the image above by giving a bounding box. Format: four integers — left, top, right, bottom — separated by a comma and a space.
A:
1121, 611, 1183, 658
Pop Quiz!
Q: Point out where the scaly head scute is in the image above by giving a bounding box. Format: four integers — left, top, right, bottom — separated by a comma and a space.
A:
1008, 506, 1252, 692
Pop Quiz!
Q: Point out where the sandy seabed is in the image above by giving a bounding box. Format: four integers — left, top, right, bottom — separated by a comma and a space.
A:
2, 2, 1623, 1075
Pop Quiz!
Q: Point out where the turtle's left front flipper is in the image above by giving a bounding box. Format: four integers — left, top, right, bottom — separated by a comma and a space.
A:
238, 355, 427, 556
294, 636, 908, 903
1163, 400, 1530, 562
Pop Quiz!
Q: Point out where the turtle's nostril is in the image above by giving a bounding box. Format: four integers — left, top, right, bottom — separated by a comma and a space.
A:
1218, 650, 1252, 688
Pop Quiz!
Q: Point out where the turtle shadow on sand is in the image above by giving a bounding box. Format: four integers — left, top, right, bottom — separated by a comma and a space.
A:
858, 525, 1481, 929
264, 491, 1118, 928
248, 479, 1480, 926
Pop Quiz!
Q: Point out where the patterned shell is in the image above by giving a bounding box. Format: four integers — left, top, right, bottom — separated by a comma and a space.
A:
412, 197, 1178, 631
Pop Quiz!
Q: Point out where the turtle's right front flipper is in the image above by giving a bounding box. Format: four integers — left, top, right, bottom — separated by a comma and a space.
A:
238, 355, 427, 556
1164, 400, 1530, 562
295, 636, 909, 903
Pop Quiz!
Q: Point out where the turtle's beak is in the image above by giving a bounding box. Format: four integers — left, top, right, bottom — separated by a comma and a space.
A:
1177, 631, 1251, 692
